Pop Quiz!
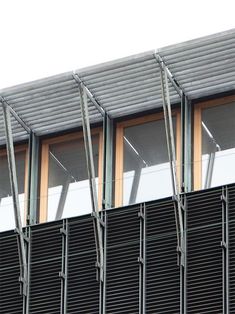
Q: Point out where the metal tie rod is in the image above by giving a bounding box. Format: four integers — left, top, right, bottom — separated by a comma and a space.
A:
1, 101, 28, 296
158, 62, 185, 266
77, 82, 104, 282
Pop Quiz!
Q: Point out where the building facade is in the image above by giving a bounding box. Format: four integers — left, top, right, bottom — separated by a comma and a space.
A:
0, 29, 235, 313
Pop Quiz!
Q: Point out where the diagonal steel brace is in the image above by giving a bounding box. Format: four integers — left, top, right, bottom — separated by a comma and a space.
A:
1, 100, 28, 296
74, 79, 104, 282
157, 59, 185, 267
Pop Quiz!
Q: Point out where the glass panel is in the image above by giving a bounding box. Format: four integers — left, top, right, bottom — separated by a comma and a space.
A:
123, 117, 176, 206
201, 102, 235, 188
0, 150, 26, 232
47, 134, 99, 221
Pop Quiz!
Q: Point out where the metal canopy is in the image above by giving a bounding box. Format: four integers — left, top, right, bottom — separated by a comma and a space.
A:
158, 28, 235, 99
0, 28, 234, 144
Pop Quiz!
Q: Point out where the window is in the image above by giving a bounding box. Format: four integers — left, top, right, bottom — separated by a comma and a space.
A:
115, 112, 181, 206
40, 130, 103, 222
0, 146, 28, 232
194, 95, 235, 190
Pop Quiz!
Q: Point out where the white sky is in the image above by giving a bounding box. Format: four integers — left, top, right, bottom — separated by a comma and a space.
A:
0, 0, 235, 89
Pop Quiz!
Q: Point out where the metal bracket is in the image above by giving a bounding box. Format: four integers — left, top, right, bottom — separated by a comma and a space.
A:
91, 212, 106, 228
0, 96, 31, 134
73, 73, 107, 117
154, 53, 183, 97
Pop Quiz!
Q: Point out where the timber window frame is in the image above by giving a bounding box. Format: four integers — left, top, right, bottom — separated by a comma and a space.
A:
39, 128, 103, 223
0, 144, 28, 227
115, 110, 181, 207
194, 95, 235, 190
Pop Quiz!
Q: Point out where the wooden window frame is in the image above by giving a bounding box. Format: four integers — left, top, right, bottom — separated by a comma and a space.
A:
39, 128, 103, 223
0, 145, 28, 225
115, 110, 181, 207
194, 95, 235, 190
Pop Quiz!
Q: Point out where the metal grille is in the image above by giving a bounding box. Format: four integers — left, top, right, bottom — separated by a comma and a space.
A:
0, 232, 23, 314
187, 188, 223, 313
29, 222, 62, 314
67, 216, 99, 314
146, 199, 180, 313
1, 184, 235, 313
106, 206, 140, 313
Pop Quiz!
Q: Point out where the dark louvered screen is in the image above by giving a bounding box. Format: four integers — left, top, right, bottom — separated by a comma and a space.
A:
29, 222, 62, 314
187, 188, 223, 313
106, 206, 140, 313
1, 184, 235, 313
146, 199, 180, 313
0, 232, 23, 314
67, 215, 99, 314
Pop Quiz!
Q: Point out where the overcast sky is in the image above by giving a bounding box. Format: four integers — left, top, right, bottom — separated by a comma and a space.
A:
0, 0, 234, 89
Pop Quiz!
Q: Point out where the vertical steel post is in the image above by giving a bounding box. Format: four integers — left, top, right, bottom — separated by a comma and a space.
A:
2, 102, 28, 300
26, 132, 33, 226
102, 114, 114, 209
100, 211, 106, 314
29, 133, 39, 225
184, 97, 192, 192
138, 203, 146, 314
25, 226, 31, 314
180, 95, 185, 192
78, 84, 104, 285
60, 219, 68, 314
182, 194, 187, 314
221, 186, 229, 314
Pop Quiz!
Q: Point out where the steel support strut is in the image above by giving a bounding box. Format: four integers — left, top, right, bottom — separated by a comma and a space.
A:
158, 63, 185, 264
1, 101, 28, 304
77, 83, 104, 284
158, 58, 186, 314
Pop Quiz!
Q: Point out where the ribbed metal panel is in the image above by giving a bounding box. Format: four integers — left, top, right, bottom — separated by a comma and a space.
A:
67, 215, 99, 314
228, 184, 235, 311
160, 28, 235, 99
106, 206, 140, 313
78, 53, 180, 119
0, 72, 102, 144
0, 232, 23, 314
0, 29, 234, 143
146, 199, 180, 313
187, 188, 223, 313
29, 222, 62, 314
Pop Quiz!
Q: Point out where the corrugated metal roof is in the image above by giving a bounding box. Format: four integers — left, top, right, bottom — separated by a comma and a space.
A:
0, 28, 234, 144
159, 28, 235, 99
77, 52, 179, 118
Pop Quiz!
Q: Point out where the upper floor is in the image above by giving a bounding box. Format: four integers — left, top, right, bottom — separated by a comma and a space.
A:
0, 28, 235, 231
